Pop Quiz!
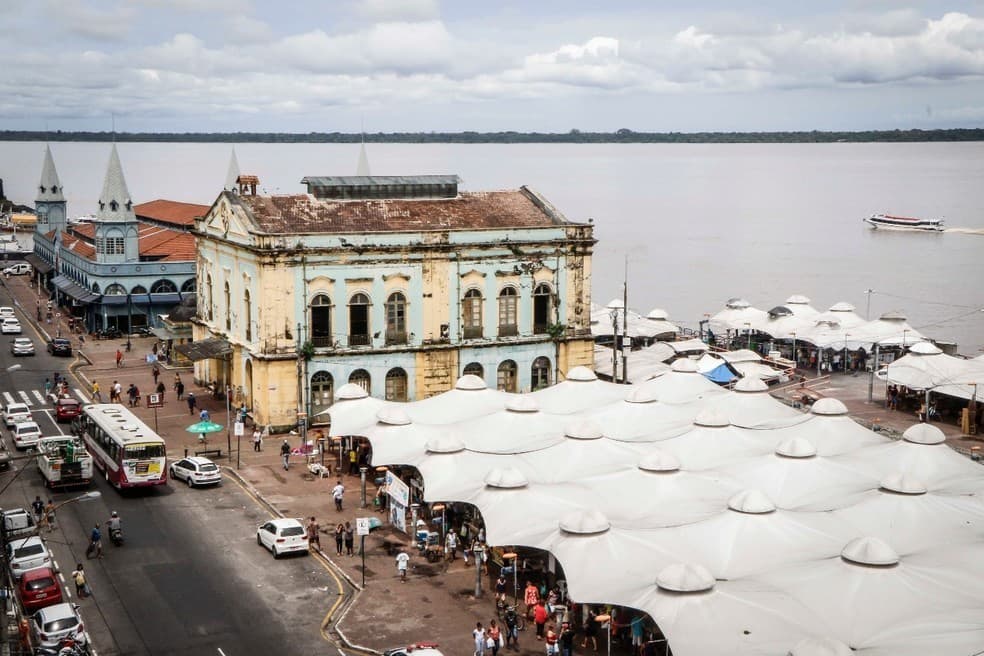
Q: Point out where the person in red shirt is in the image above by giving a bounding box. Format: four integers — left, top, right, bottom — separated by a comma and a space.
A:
524, 580, 540, 619
533, 600, 549, 641
544, 623, 559, 655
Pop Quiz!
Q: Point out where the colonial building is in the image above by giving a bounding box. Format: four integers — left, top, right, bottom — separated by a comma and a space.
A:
190, 174, 595, 429
28, 145, 202, 331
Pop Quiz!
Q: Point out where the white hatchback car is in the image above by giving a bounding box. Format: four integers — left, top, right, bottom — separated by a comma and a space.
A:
3, 402, 31, 427
10, 337, 34, 356
169, 456, 222, 487
12, 421, 41, 449
31, 602, 86, 649
256, 518, 308, 558
1, 318, 21, 334
7, 536, 54, 580
384, 644, 445, 656
0, 306, 14, 319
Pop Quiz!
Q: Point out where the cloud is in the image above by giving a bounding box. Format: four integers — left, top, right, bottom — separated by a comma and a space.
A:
358, 0, 440, 23
224, 15, 274, 44
47, 1, 136, 41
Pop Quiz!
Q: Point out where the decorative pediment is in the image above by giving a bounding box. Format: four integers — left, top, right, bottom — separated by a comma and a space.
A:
205, 200, 252, 240
382, 272, 411, 282
459, 269, 487, 279
345, 277, 374, 284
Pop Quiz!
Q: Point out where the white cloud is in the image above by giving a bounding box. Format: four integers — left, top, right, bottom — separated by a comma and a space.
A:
358, 0, 440, 23
47, 1, 136, 41
224, 15, 274, 44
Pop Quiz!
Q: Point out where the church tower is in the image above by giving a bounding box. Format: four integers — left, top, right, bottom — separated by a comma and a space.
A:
35, 145, 67, 235
94, 144, 140, 264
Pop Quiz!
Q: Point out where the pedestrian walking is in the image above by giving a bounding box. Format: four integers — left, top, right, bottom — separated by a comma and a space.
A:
112, 380, 122, 403
504, 606, 520, 651
156, 380, 166, 401
331, 480, 345, 511
252, 427, 262, 452
87, 524, 103, 559
43, 378, 51, 397
446, 530, 458, 561
115, 349, 123, 368
524, 580, 540, 619
581, 608, 598, 651
71, 564, 87, 598
174, 374, 184, 400
43, 499, 55, 532
487, 620, 502, 656
334, 523, 344, 555
187, 392, 197, 415
344, 521, 354, 556
307, 517, 321, 551
31, 496, 44, 524
559, 622, 575, 656
151, 364, 160, 385
199, 408, 210, 422
544, 624, 558, 655
348, 447, 358, 475
280, 440, 291, 471
239, 403, 249, 427
91, 381, 102, 403
533, 600, 548, 641
396, 548, 410, 582
473, 622, 486, 656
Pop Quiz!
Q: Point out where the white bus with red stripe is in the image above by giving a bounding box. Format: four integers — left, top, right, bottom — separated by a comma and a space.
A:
72, 404, 168, 489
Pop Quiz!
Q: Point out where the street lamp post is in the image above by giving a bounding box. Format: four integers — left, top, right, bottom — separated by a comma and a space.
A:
432, 503, 446, 545
473, 543, 485, 597
502, 551, 518, 606
595, 613, 613, 656
790, 332, 797, 369
610, 308, 619, 383
843, 334, 850, 374
360, 466, 368, 508
744, 322, 752, 350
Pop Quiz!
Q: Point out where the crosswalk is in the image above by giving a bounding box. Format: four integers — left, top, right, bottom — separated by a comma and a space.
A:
2, 388, 90, 407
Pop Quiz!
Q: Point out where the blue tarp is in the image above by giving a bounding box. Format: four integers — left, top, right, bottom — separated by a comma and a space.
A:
703, 363, 738, 384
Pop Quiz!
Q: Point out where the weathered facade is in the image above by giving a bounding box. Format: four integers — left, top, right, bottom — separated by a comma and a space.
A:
191, 175, 595, 429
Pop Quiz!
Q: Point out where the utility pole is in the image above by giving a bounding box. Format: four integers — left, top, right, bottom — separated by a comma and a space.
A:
621, 255, 628, 385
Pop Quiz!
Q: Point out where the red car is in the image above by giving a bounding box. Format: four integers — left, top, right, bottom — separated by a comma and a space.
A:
55, 398, 81, 423
18, 567, 62, 611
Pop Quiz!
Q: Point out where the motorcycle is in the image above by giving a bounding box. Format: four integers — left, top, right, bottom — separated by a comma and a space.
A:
36, 635, 89, 656
109, 526, 123, 546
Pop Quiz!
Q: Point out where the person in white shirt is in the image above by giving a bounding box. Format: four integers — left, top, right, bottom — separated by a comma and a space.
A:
445, 530, 458, 561
396, 549, 410, 582
332, 481, 345, 511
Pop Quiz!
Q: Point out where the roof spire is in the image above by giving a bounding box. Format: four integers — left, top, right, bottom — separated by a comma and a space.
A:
97, 144, 135, 222
224, 147, 241, 191
356, 139, 371, 177
36, 145, 65, 202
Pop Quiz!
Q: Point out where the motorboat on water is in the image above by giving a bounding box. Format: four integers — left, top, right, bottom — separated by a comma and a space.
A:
863, 213, 944, 232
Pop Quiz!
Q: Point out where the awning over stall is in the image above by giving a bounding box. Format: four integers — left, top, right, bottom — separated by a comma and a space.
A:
175, 337, 232, 361
151, 325, 192, 341
51, 274, 100, 304
24, 254, 52, 274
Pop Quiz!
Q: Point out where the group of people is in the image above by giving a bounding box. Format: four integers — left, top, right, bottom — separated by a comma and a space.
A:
30, 496, 56, 532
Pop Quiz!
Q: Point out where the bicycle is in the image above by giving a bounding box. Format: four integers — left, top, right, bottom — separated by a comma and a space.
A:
498, 603, 526, 631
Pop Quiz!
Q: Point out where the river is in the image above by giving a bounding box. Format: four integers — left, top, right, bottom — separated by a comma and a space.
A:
1, 141, 982, 353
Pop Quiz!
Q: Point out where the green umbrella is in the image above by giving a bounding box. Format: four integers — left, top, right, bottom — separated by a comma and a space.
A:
186, 421, 224, 434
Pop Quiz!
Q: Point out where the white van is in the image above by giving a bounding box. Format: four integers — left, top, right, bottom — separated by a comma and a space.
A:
2, 263, 30, 276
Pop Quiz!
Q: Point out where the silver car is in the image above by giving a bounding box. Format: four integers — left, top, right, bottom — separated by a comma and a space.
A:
10, 337, 34, 356
7, 536, 53, 580
31, 602, 86, 649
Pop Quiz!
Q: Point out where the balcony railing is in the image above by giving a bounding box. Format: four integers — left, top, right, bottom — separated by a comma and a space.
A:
385, 330, 407, 345
533, 323, 549, 335
498, 324, 518, 337
311, 335, 333, 348
349, 333, 371, 347
463, 325, 483, 339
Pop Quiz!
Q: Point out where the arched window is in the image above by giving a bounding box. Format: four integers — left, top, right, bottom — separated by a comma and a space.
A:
151, 279, 177, 294
349, 369, 371, 394
463, 362, 484, 379
497, 360, 518, 393
498, 287, 518, 336
463, 288, 483, 339
243, 289, 252, 341
224, 281, 231, 331
181, 279, 196, 293
348, 293, 370, 346
385, 292, 407, 344
91, 283, 101, 294
310, 294, 332, 347
385, 368, 408, 401
531, 356, 551, 390
109, 200, 119, 212
533, 283, 553, 335
205, 274, 213, 321
104, 283, 126, 295
311, 371, 334, 417
131, 285, 147, 294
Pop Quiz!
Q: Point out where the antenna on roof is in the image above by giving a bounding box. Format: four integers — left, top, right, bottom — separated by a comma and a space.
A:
356, 117, 371, 177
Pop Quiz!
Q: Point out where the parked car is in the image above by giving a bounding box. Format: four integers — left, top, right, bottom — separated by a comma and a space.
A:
47, 338, 72, 357
3, 403, 31, 427
12, 421, 42, 450
7, 536, 53, 580
1, 318, 22, 334
1, 508, 37, 540
169, 456, 222, 487
256, 518, 308, 558
19, 566, 63, 611
10, 337, 34, 356
54, 398, 81, 423
0, 306, 14, 319
30, 602, 86, 649
384, 644, 445, 656
0, 438, 11, 470
2, 263, 31, 276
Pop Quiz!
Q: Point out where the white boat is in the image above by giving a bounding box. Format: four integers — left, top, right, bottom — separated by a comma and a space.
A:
863, 213, 944, 232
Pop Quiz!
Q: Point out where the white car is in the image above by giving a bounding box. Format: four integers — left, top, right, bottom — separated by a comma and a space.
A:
169, 456, 222, 487
384, 645, 445, 656
3, 402, 31, 427
256, 518, 308, 558
7, 536, 53, 580
0, 306, 14, 319
1, 318, 21, 334
30, 602, 86, 649
12, 421, 41, 449
2, 263, 31, 276
10, 337, 34, 356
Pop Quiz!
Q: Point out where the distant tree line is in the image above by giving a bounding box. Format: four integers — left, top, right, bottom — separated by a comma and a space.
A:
2, 128, 983, 143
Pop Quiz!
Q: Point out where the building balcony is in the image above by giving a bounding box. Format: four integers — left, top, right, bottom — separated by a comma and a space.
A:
311, 335, 333, 348
533, 323, 549, 335
463, 325, 484, 339
348, 333, 371, 347
385, 330, 407, 345
498, 324, 518, 337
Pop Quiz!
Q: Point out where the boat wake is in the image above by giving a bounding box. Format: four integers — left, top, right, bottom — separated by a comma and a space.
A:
943, 227, 984, 235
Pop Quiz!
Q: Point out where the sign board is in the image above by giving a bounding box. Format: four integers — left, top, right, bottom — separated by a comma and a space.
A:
146, 393, 164, 409
385, 471, 410, 507
390, 501, 407, 533
355, 517, 371, 536
234, 421, 245, 437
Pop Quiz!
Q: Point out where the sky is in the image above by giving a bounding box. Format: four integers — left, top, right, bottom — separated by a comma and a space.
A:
2, 0, 984, 133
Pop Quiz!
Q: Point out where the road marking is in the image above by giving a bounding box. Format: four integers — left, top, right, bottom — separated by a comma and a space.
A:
32, 390, 45, 404
217, 649, 227, 656
2, 391, 14, 405
18, 390, 33, 406
74, 387, 90, 402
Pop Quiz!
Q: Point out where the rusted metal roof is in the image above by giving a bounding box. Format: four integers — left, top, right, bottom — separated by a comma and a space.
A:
300, 175, 460, 187
232, 187, 568, 234
134, 199, 209, 227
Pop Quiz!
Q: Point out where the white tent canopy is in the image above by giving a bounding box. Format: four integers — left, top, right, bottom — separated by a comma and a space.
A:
360, 374, 984, 656
886, 342, 984, 401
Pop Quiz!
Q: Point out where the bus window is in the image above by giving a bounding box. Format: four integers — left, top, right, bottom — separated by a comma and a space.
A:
125, 444, 166, 460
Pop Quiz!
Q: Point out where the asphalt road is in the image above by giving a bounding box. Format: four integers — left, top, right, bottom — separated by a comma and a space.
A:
0, 283, 340, 656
